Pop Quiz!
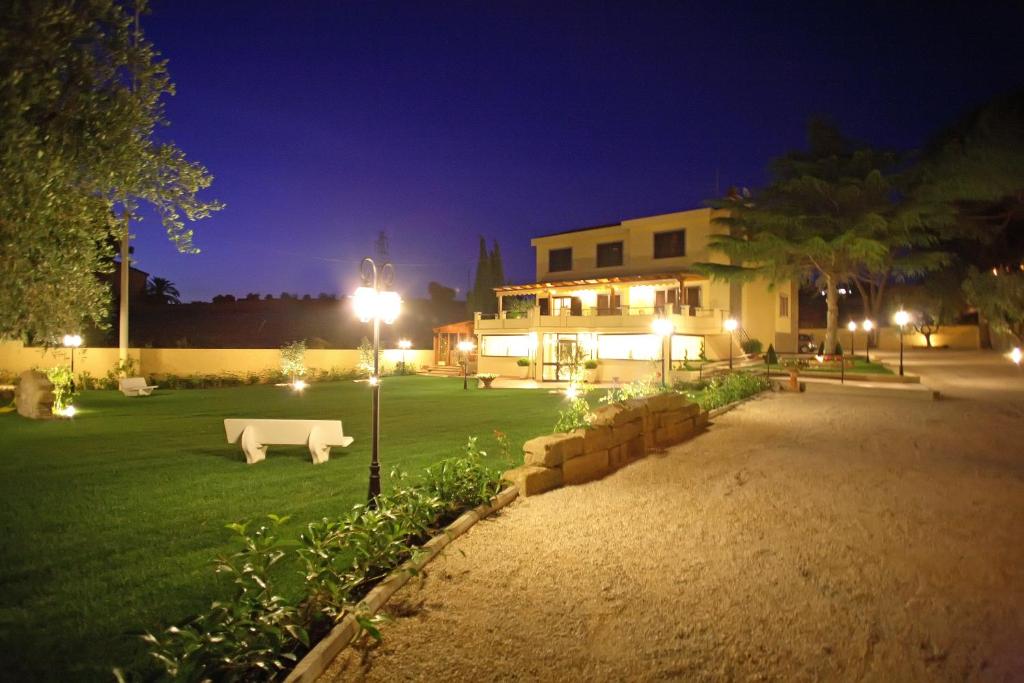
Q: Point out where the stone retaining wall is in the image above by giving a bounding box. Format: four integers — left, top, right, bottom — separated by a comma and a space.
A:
503, 393, 709, 496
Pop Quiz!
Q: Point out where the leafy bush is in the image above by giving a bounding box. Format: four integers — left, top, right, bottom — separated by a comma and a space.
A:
516, 357, 530, 367
695, 372, 771, 411
553, 392, 593, 433
599, 376, 665, 405
765, 343, 779, 365
741, 338, 763, 354
46, 365, 77, 412
583, 359, 598, 370
138, 439, 505, 681
280, 340, 307, 382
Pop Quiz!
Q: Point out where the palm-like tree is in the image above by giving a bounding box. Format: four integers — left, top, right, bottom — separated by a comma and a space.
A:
145, 277, 181, 305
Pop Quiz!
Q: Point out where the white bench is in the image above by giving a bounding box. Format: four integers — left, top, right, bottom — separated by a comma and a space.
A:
119, 377, 159, 397
223, 418, 354, 465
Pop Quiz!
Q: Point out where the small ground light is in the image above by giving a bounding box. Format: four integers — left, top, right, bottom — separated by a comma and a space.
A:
565, 384, 579, 399
291, 379, 307, 391
1011, 347, 1022, 365
61, 405, 77, 418
368, 375, 379, 386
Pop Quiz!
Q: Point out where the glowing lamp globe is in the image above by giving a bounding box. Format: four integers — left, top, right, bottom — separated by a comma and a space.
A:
1011, 347, 1022, 366
847, 320, 857, 333
398, 339, 412, 350
723, 318, 739, 333
62, 334, 82, 348
353, 287, 377, 323
378, 291, 401, 324
894, 310, 911, 327
651, 318, 674, 337
457, 340, 475, 353
862, 319, 874, 333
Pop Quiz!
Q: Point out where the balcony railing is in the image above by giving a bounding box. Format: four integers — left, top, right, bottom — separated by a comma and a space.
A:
476, 306, 728, 333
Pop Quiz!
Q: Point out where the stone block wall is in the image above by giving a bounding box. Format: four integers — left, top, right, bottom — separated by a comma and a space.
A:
503, 394, 709, 496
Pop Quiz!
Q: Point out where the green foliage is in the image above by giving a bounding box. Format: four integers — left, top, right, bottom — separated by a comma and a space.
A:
357, 337, 379, 377
516, 357, 530, 367
0, 0, 222, 340
280, 340, 307, 381
468, 238, 506, 315
46, 365, 77, 412
599, 376, 665, 405
963, 268, 1024, 343
741, 338, 763, 354
694, 372, 772, 411
140, 437, 504, 681
765, 344, 779, 365
583, 359, 599, 370
145, 277, 181, 305
834, 341, 844, 356
553, 390, 593, 433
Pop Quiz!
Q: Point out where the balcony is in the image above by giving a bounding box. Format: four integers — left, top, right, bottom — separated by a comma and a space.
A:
475, 305, 728, 335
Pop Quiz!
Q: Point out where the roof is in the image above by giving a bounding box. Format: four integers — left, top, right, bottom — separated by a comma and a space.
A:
494, 272, 702, 294
533, 207, 713, 239
432, 320, 474, 334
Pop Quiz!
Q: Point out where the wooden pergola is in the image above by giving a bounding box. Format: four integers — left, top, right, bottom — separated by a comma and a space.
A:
432, 320, 475, 366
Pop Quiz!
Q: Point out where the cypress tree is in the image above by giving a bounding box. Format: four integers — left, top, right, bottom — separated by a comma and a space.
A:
468, 236, 494, 314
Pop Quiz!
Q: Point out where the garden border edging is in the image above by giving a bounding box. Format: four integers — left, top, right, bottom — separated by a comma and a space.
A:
284, 485, 519, 683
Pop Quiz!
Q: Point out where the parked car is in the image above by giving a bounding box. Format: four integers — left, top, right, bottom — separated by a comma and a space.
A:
798, 333, 817, 354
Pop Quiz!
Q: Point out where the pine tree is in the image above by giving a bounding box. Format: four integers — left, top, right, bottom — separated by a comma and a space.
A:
468, 236, 495, 314
490, 241, 505, 289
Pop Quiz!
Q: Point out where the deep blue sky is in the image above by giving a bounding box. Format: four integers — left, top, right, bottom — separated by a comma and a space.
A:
136, 1, 1024, 302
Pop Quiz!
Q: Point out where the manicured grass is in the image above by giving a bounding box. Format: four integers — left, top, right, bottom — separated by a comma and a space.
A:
0, 376, 563, 680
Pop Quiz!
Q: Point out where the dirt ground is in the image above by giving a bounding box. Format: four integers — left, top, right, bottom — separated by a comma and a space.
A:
324, 351, 1024, 682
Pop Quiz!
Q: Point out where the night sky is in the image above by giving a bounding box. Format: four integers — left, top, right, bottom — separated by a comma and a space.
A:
137, 1, 1024, 303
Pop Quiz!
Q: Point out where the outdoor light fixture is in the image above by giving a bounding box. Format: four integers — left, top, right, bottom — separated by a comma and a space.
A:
847, 320, 857, 360
62, 334, 83, 378
457, 339, 475, 390
61, 405, 77, 418
1010, 347, 1022, 366
723, 317, 739, 370
353, 256, 399, 508
565, 384, 579, 400
291, 379, 307, 391
862, 319, 874, 363
397, 339, 411, 369
894, 309, 911, 376
652, 317, 674, 387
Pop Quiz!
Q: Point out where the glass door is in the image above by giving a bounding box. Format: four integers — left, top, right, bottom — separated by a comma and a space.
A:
542, 333, 578, 381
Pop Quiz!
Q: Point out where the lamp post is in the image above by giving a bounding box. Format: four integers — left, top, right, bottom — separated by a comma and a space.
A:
1011, 347, 1022, 366
724, 318, 739, 370
862, 319, 874, 364
846, 320, 857, 360
457, 340, 475, 390
397, 338, 411, 372
62, 334, 83, 389
652, 317, 674, 387
894, 310, 910, 376
353, 257, 400, 508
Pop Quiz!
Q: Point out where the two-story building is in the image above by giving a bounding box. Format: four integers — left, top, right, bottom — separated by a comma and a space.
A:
474, 207, 798, 382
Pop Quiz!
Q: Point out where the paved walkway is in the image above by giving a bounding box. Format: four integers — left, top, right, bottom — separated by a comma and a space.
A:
325, 350, 1024, 681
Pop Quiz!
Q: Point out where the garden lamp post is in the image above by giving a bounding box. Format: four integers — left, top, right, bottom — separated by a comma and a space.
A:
724, 317, 739, 370
398, 338, 411, 371
353, 257, 401, 508
62, 334, 83, 390
847, 320, 857, 360
894, 310, 911, 376
458, 340, 475, 390
652, 317, 674, 387
862, 319, 874, 364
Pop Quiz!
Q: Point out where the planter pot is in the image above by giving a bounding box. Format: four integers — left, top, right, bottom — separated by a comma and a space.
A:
787, 368, 800, 391
585, 368, 599, 383
477, 376, 496, 389
518, 366, 530, 379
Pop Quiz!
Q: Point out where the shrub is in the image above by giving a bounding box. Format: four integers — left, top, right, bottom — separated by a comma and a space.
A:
583, 359, 598, 370
599, 376, 665, 405
765, 343, 779, 366
280, 340, 307, 382
553, 389, 593, 433
741, 338, 763, 354
516, 357, 530, 367
46, 365, 77, 413
696, 371, 771, 411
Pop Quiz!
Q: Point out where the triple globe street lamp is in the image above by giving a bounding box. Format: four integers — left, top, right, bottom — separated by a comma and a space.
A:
353, 257, 401, 507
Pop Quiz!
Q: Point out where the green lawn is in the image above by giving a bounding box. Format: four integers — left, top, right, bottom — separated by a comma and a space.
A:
0, 376, 563, 680
767, 358, 893, 375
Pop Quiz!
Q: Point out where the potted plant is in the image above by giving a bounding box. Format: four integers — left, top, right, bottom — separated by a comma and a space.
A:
476, 373, 498, 389
583, 359, 599, 383
516, 357, 530, 379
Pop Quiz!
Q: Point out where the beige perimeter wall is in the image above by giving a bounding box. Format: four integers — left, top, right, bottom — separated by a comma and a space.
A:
0, 341, 432, 379
799, 324, 981, 351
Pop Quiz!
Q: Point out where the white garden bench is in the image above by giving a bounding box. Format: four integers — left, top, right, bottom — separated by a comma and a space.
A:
223, 418, 354, 465
119, 377, 159, 397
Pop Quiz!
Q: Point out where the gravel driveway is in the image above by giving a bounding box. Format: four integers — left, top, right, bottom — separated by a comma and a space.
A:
325, 351, 1024, 681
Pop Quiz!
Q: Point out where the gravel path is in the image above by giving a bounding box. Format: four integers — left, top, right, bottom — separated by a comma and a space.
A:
324, 352, 1024, 681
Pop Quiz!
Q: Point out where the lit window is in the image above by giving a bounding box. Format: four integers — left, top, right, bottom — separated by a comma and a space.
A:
597, 334, 662, 360
779, 294, 790, 318
549, 248, 572, 272
653, 229, 685, 259
480, 335, 532, 357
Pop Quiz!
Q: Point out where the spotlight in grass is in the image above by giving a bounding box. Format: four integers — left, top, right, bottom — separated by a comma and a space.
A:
565, 384, 579, 400
292, 379, 307, 391
61, 405, 77, 418
368, 375, 379, 386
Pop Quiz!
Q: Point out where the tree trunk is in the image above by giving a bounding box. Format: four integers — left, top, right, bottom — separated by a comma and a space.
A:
824, 274, 839, 355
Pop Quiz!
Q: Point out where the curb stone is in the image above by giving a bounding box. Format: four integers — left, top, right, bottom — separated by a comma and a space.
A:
284, 485, 520, 683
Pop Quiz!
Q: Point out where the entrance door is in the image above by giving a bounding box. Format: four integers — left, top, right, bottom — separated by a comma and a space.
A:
542, 333, 579, 381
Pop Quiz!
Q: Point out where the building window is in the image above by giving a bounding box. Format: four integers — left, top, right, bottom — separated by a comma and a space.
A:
653, 229, 686, 259
779, 294, 790, 318
596, 334, 662, 360
480, 335, 532, 357
596, 241, 624, 268
549, 248, 572, 272
684, 285, 702, 309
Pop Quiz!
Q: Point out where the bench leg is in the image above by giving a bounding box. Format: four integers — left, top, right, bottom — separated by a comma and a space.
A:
240, 425, 268, 464
307, 427, 331, 464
